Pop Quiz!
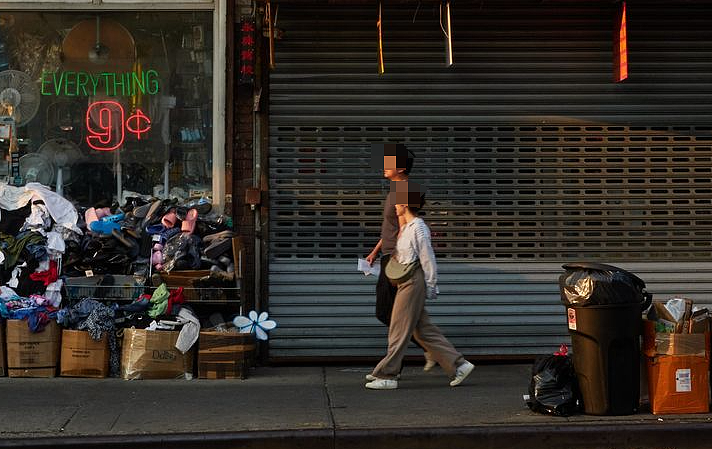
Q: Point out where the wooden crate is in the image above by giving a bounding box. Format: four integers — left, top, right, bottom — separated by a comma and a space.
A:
198, 331, 255, 379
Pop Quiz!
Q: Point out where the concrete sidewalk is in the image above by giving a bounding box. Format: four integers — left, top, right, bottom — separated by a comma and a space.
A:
1, 364, 711, 449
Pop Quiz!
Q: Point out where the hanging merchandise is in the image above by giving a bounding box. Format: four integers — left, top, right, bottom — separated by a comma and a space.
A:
614, 1, 628, 82
265, 0, 276, 70
239, 18, 256, 84
440, 0, 453, 67
377, 2, 385, 75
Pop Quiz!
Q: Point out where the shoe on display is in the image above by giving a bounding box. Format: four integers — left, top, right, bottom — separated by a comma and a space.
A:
449, 361, 475, 387
365, 378, 398, 390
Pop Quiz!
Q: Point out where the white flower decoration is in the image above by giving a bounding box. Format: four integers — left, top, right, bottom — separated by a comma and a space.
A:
233, 310, 277, 341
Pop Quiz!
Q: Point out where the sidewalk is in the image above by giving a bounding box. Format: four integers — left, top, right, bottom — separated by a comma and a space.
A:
1, 364, 712, 449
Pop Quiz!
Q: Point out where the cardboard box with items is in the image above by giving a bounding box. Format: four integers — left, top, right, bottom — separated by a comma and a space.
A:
60, 330, 110, 378
5, 320, 61, 378
644, 298, 711, 415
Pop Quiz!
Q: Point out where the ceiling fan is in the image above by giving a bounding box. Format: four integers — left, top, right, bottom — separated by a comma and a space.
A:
62, 17, 135, 71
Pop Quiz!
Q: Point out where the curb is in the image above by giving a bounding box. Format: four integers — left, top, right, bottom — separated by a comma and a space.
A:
3, 422, 712, 449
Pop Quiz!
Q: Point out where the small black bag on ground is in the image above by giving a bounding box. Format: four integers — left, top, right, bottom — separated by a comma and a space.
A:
526, 344, 580, 416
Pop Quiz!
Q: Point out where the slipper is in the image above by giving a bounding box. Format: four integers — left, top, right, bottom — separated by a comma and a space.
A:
203, 237, 232, 259
90, 217, 123, 235
96, 207, 112, 219
161, 208, 177, 229
181, 208, 198, 234
102, 213, 125, 223
141, 200, 163, 228
202, 230, 233, 243
151, 248, 163, 266
133, 202, 152, 218
84, 207, 99, 229
146, 224, 167, 235
112, 228, 137, 249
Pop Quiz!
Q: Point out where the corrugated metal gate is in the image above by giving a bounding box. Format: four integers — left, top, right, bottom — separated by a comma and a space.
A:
266, 2, 712, 359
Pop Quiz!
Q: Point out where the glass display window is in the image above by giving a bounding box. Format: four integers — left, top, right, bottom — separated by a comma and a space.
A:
0, 11, 214, 206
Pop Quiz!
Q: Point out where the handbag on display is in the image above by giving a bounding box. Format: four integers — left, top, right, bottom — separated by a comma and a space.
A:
385, 252, 420, 285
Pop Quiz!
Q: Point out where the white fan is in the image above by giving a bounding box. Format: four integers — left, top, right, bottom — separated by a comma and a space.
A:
38, 138, 83, 195
19, 152, 54, 186
0, 70, 40, 127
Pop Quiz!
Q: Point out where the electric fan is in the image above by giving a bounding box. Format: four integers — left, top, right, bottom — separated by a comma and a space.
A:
0, 69, 40, 127
18, 152, 54, 186
37, 138, 83, 195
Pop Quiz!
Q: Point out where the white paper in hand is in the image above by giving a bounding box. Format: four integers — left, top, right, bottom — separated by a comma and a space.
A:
357, 258, 381, 277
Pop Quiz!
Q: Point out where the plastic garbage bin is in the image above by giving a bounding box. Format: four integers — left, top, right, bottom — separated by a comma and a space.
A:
559, 262, 652, 415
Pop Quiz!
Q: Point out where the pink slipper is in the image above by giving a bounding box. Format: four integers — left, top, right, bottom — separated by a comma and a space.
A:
151, 244, 164, 266
181, 208, 198, 234
84, 207, 99, 229
161, 208, 177, 229
96, 207, 112, 219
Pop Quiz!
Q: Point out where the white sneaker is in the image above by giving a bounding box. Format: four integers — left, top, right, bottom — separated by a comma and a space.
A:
449, 361, 475, 387
365, 378, 398, 390
423, 352, 437, 372
365, 373, 400, 381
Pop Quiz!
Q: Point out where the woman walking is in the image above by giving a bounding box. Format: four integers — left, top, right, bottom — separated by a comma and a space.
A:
365, 188, 474, 390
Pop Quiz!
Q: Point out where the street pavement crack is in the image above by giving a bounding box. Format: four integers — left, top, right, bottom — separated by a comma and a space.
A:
321, 366, 337, 448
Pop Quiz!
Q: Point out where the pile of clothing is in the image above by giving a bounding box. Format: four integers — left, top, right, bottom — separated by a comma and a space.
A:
0, 183, 79, 327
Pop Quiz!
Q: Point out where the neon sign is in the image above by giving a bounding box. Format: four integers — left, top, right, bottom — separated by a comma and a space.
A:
85, 101, 151, 151
41, 70, 160, 97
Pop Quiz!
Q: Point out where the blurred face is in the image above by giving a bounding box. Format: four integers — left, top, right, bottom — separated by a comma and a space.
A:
394, 203, 408, 216
383, 155, 404, 179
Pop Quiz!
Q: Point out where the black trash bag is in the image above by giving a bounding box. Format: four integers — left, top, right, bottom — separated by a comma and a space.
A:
559, 262, 649, 307
527, 344, 580, 417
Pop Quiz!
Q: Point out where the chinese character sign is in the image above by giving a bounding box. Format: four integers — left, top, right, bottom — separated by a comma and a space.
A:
239, 18, 256, 85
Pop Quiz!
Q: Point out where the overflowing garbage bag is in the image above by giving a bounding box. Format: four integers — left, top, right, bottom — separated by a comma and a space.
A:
559, 262, 650, 307
526, 344, 580, 417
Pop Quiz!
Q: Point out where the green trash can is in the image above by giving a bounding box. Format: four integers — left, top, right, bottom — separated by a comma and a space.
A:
560, 262, 652, 415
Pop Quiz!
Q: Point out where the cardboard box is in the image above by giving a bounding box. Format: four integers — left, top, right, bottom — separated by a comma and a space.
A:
60, 330, 109, 378
643, 320, 711, 414
689, 309, 710, 334
121, 328, 193, 380
647, 355, 710, 414
0, 321, 6, 377
198, 331, 255, 379
5, 320, 60, 378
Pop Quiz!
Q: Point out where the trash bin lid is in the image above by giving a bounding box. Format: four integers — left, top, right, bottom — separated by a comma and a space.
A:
561, 262, 646, 289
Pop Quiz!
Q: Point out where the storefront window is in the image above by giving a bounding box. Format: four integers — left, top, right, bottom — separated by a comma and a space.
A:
0, 11, 214, 205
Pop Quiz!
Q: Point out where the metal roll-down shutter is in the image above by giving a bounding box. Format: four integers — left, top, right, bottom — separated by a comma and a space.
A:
266, 2, 712, 359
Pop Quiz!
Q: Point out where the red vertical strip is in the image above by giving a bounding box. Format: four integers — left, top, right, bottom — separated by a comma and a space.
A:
614, 1, 628, 82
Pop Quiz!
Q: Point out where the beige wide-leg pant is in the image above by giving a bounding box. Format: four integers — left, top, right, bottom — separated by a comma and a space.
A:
371, 267, 465, 380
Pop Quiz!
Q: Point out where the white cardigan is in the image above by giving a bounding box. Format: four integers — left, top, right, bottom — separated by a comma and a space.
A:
394, 217, 438, 299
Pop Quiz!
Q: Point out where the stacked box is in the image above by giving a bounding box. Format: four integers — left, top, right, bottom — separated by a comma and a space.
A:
198, 331, 255, 379
5, 320, 61, 378
644, 320, 710, 414
0, 320, 6, 377
121, 328, 193, 380
60, 330, 109, 378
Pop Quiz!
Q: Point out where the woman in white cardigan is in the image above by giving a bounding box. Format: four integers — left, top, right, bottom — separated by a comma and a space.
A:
365, 191, 474, 390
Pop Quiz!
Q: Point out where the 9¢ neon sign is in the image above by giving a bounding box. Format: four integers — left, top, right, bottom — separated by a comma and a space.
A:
85, 101, 152, 151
